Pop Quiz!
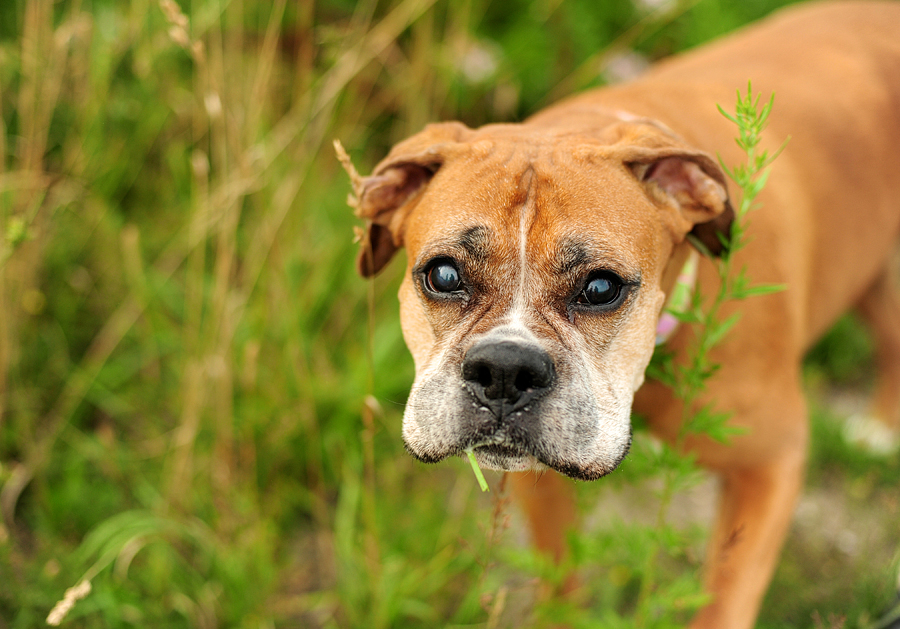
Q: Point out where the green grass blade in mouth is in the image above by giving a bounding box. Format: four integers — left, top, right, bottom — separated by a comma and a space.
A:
465, 449, 489, 492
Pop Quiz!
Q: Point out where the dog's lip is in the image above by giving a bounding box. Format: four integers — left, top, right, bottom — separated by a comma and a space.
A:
462, 431, 531, 456
469, 442, 528, 458
461, 432, 632, 481
463, 438, 548, 471
465, 441, 544, 473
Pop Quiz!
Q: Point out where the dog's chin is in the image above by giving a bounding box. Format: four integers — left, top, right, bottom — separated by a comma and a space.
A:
469, 444, 545, 473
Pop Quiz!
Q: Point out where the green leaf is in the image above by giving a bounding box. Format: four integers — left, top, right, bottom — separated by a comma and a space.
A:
733, 282, 787, 299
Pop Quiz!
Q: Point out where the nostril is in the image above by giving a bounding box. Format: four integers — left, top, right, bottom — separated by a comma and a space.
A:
476, 364, 492, 388
514, 369, 533, 392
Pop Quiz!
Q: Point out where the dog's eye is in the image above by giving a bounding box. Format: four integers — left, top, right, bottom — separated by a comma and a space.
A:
578, 272, 622, 306
425, 261, 462, 293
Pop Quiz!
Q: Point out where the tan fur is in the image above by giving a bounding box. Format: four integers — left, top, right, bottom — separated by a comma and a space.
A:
354, 3, 900, 626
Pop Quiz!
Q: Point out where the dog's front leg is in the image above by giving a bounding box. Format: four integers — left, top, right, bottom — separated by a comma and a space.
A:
852, 265, 900, 451
690, 400, 809, 629
509, 470, 578, 595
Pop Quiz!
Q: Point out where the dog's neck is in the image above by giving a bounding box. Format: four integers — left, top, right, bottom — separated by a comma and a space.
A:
656, 241, 699, 345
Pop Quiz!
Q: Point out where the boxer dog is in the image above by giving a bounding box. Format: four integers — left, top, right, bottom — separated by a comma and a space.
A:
348, 2, 900, 626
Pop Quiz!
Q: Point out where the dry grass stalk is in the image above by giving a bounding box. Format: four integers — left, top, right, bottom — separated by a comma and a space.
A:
333, 139, 364, 212
45, 580, 92, 626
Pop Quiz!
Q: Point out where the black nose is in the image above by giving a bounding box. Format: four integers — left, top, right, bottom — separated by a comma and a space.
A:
461, 339, 554, 417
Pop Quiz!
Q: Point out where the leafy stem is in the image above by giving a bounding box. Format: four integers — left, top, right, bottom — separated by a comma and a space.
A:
635, 82, 788, 625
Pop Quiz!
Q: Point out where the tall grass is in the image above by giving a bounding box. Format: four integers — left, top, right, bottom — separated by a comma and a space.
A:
0, 1, 896, 627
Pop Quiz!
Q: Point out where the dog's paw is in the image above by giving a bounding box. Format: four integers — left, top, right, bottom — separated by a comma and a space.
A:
842, 413, 900, 457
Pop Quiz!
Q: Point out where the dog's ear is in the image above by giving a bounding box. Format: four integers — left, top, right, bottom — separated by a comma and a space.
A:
606, 121, 735, 256
631, 153, 734, 256
355, 122, 472, 277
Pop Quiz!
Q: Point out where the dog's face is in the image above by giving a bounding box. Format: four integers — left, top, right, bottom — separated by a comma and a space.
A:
354, 120, 732, 480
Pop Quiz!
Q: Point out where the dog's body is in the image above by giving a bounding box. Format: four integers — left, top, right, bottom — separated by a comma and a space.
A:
352, 3, 900, 626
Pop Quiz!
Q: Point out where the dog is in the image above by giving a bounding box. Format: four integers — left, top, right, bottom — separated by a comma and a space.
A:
348, 2, 900, 627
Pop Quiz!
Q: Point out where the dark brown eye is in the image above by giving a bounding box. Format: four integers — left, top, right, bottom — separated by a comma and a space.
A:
426, 262, 462, 293
578, 272, 622, 306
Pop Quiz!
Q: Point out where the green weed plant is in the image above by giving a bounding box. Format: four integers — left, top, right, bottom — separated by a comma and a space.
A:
635, 84, 787, 628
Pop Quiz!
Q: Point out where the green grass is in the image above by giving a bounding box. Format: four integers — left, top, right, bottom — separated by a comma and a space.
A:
0, 0, 896, 627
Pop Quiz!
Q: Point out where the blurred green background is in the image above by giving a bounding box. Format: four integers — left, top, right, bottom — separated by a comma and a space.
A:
0, 0, 897, 627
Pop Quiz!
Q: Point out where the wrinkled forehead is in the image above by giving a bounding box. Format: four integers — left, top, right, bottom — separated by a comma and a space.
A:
403, 140, 668, 274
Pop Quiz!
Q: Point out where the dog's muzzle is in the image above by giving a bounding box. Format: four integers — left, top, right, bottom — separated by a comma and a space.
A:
461, 339, 555, 419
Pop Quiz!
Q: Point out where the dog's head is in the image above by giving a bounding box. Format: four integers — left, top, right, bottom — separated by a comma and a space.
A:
353, 119, 732, 480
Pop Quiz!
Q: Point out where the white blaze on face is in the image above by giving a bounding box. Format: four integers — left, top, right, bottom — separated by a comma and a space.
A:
509, 168, 537, 330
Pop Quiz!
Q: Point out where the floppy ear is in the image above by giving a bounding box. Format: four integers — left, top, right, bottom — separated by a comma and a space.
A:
354, 122, 472, 277
633, 153, 734, 256
607, 121, 735, 256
